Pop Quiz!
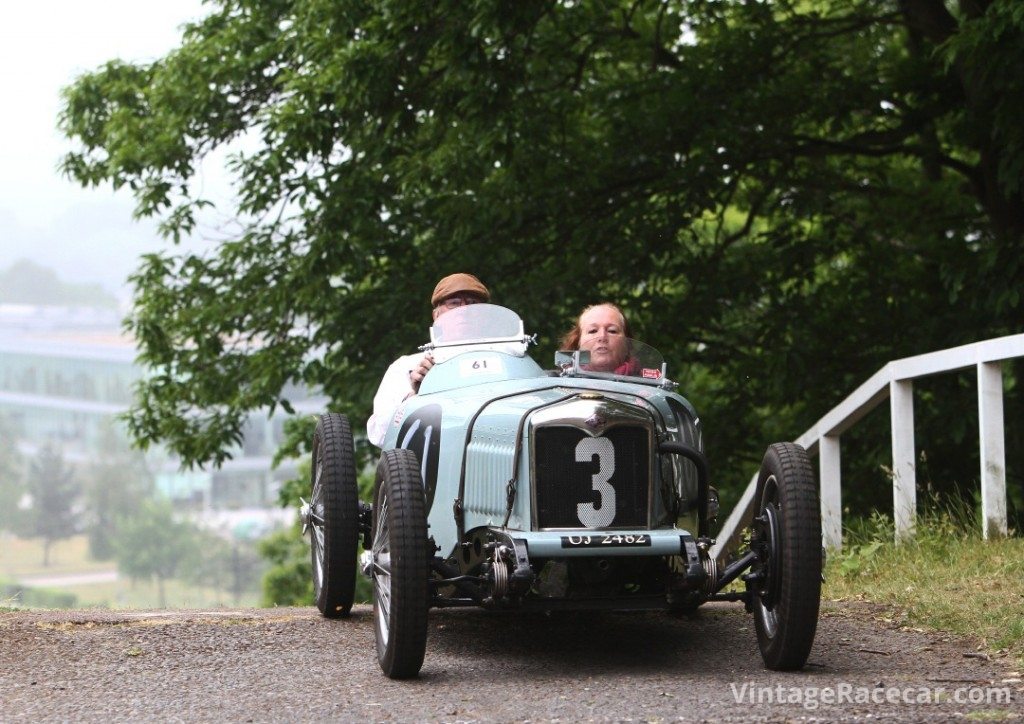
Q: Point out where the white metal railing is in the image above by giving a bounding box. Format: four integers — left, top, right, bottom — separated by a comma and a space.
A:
710, 332, 1024, 563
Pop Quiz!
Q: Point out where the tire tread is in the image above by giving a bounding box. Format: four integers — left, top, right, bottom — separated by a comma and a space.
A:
313, 413, 359, 618
753, 442, 821, 670
374, 448, 429, 679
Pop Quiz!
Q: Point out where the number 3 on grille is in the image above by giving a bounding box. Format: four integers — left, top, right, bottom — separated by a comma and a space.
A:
575, 437, 616, 527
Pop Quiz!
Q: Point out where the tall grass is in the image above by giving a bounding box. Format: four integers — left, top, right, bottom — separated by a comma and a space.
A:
825, 491, 1024, 665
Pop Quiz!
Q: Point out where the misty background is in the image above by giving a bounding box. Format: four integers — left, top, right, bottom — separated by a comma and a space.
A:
2, 1, 218, 298
0, 1, 295, 608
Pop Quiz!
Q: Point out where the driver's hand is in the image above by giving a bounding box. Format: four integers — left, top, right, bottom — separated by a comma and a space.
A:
409, 354, 434, 393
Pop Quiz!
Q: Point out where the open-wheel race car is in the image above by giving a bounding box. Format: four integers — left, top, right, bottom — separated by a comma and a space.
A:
301, 304, 821, 678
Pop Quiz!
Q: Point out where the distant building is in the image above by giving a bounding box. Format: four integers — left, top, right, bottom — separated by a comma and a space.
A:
0, 304, 319, 521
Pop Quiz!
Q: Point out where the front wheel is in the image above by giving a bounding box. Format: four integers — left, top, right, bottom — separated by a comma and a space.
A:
749, 442, 821, 670
371, 449, 429, 679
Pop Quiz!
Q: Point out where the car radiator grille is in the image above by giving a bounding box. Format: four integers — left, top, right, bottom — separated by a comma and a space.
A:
534, 426, 649, 529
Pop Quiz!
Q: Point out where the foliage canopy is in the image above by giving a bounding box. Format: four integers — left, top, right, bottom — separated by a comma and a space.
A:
60, 0, 1024, 511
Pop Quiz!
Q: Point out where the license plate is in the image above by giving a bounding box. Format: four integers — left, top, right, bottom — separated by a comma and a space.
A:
560, 534, 652, 548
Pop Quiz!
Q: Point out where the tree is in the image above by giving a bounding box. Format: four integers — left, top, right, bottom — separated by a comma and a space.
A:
82, 424, 154, 560
25, 445, 80, 566
59, 1, 1024, 516
114, 500, 200, 607
258, 522, 314, 607
183, 527, 265, 604
0, 416, 27, 535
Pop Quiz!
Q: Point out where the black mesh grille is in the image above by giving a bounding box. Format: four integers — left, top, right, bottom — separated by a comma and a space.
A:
534, 426, 649, 529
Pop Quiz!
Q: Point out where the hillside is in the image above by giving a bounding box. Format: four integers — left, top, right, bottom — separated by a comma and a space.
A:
0, 259, 118, 309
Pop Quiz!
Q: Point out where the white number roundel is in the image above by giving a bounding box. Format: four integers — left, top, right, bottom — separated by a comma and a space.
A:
575, 437, 616, 527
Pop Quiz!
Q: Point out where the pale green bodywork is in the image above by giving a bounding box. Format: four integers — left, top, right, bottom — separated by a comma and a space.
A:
380, 347, 702, 561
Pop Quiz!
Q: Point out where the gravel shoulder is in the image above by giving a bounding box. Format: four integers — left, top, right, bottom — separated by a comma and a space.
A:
1, 601, 1021, 722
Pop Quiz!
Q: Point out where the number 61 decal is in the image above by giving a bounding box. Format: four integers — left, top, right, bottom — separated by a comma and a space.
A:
576, 437, 616, 527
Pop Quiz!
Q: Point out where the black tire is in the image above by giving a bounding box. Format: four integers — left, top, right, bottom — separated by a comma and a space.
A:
749, 442, 821, 670
371, 449, 429, 679
310, 413, 359, 618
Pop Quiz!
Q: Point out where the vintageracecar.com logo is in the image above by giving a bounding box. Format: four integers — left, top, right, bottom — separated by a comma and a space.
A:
729, 682, 1014, 711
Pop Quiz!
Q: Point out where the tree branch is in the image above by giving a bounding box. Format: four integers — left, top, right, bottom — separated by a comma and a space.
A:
792, 132, 984, 190
724, 185, 773, 247
959, 0, 995, 21
790, 134, 915, 158
618, 15, 682, 69
774, 11, 903, 65
898, 0, 958, 46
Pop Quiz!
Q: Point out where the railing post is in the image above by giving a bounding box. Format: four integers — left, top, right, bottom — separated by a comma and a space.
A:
977, 361, 1008, 538
708, 334, 1024, 565
819, 435, 842, 551
890, 379, 916, 541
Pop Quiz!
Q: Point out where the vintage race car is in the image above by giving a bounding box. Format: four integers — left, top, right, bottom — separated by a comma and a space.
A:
301, 304, 821, 678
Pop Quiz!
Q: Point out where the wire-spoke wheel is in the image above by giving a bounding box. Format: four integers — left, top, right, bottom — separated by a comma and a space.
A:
750, 442, 821, 671
309, 413, 359, 618
372, 448, 429, 679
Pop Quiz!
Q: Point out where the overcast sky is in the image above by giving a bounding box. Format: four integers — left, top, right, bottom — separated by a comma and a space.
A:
1, 0, 217, 300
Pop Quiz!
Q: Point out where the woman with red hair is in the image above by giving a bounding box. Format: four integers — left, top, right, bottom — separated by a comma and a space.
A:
560, 302, 640, 375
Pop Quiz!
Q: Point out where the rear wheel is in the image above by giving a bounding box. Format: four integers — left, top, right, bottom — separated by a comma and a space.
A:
749, 442, 821, 670
371, 449, 429, 679
309, 413, 359, 618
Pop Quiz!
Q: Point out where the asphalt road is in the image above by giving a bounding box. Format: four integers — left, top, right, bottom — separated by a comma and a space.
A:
1, 602, 1021, 722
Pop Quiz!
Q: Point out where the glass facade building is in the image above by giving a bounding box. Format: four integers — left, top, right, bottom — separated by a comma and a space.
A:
0, 304, 308, 513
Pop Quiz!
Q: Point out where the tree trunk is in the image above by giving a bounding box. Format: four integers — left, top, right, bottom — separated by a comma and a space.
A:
977, 151, 1024, 240
43, 539, 52, 567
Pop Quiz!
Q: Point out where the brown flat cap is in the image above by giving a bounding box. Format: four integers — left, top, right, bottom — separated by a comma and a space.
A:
431, 273, 490, 306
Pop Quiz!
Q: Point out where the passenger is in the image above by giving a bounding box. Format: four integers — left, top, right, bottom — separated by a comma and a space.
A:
560, 302, 641, 375
366, 273, 490, 446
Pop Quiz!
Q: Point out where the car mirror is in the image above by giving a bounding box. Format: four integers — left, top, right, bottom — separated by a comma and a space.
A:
554, 349, 590, 373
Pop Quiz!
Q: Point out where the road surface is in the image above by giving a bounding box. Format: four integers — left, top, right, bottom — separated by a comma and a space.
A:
1, 601, 1021, 721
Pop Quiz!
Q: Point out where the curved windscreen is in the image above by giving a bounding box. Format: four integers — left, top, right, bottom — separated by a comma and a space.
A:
556, 339, 669, 384
429, 304, 525, 346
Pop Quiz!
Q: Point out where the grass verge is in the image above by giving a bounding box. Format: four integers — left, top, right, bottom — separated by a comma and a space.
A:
0, 534, 112, 578
0, 574, 262, 610
824, 501, 1024, 667
1, 534, 262, 609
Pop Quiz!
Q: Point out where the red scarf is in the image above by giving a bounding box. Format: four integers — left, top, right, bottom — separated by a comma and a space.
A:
613, 357, 642, 376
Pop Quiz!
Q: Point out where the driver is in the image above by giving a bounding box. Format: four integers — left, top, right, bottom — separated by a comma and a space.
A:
366, 273, 490, 446
560, 302, 641, 375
